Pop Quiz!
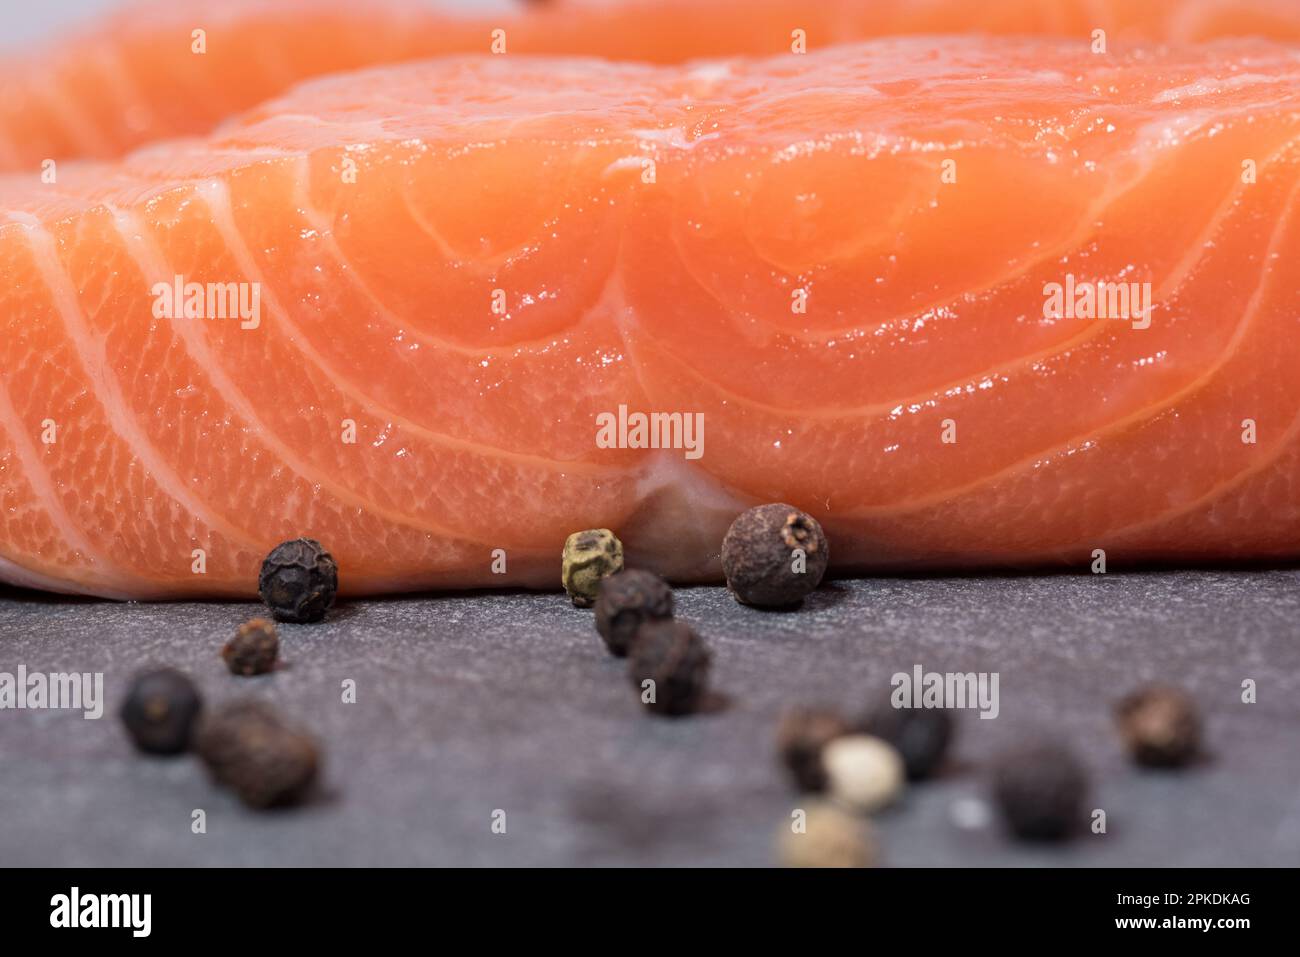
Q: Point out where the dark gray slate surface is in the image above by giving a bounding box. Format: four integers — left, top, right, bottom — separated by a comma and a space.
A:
1, 570, 1298, 867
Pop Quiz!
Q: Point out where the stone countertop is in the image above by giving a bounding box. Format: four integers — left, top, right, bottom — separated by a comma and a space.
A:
1, 570, 1298, 866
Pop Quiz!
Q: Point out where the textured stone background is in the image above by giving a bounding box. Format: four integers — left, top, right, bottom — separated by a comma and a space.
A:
1, 570, 1297, 866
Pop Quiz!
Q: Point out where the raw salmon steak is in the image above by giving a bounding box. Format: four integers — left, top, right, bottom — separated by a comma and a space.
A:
4, 0, 1300, 171
2, 37, 1299, 599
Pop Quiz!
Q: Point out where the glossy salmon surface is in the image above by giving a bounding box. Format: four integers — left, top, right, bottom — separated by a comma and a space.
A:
1, 38, 1299, 597
3, 0, 1300, 170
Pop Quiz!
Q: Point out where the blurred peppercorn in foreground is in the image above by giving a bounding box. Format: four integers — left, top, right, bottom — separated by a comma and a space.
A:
823, 735, 906, 812
775, 706, 851, 792
626, 618, 711, 716
593, 568, 674, 656
120, 668, 203, 755
196, 701, 320, 809
991, 740, 1088, 841
1115, 685, 1202, 768
857, 700, 955, 781
777, 803, 876, 868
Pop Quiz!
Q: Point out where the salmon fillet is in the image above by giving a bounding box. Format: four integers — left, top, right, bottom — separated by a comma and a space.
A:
2, 37, 1299, 598
4, 0, 1300, 171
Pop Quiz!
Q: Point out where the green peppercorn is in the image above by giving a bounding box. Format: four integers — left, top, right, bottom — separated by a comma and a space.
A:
627, 618, 711, 716
1115, 685, 1201, 768
120, 668, 203, 755
721, 503, 829, 607
196, 701, 320, 809
222, 618, 280, 676
593, 569, 673, 656
258, 537, 338, 623
561, 528, 623, 607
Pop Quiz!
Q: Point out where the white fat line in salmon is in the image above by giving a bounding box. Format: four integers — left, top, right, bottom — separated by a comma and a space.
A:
150, 274, 261, 329
0, 665, 104, 719
1042, 273, 1153, 330
595, 404, 705, 460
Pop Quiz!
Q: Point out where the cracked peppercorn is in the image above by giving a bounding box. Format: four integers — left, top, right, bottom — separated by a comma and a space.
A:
222, 618, 280, 676
626, 618, 711, 716
991, 740, 1088, 841
593, 568, 674, 656
120, 668, 203, 755
562, 528, 624, 607
857, 701, 954, 781
775, 706, 851, 792
258, 537, 338, 623
1115, 685, 1201, 768
721, 503, 829, 607
196, 701, 320, 809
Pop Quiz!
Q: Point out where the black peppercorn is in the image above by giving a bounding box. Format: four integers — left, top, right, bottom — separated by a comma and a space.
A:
593, 569, 674, 656
991, 740, 1088, 841
721, 503, 829, 607
222, 618, 280, 676
196, 701, 320, 809
258, 537, 338, 623
120, 668, 203, 755
1115, 685, 1201, 768
626, 619, 711, 716
857, 701, 954, 781
775, 706, 851, 791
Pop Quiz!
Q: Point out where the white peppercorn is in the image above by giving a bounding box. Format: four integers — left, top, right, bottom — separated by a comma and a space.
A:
823, 735, 905, 813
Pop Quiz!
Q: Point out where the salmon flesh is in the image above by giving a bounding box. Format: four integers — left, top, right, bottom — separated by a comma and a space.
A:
1, 37, 1299, 597
4, 0, 1300, 171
